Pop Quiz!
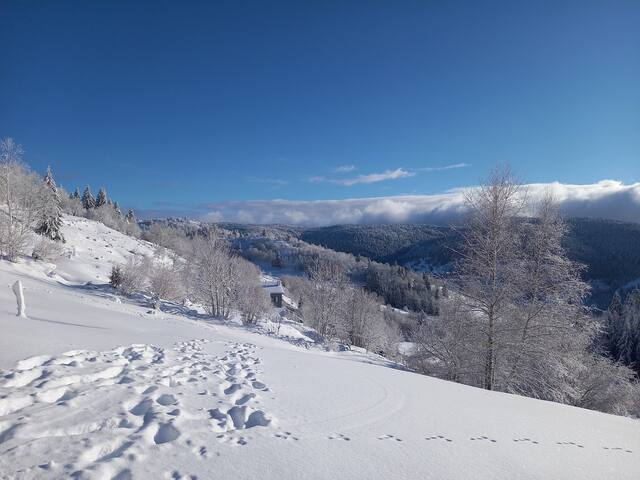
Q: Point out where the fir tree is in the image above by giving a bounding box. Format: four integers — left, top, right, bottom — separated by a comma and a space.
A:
606, 292, 624, 359
95, 188, 107, 208
113, 201, 122, 218
35, 166, 65, 242
81, 186, 95, 209
618, 289, 640, 369
73, 188, 80, 199
125, 209, 136, 223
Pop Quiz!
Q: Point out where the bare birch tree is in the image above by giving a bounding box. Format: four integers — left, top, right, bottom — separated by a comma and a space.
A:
455, 166, 523, 390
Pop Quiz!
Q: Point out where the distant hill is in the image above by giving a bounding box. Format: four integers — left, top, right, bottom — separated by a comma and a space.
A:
156, 217, 640, 309
299, 219, 640, 309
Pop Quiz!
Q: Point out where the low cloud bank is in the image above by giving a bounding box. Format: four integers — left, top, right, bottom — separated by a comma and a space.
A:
142, 180, 640, 226
201, 181, 640, 226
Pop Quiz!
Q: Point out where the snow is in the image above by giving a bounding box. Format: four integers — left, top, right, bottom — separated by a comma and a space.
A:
1, 216, 639, 479
398, 341, 417, 356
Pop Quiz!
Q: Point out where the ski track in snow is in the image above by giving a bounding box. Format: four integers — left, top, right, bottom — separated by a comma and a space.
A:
0, 339, 276, 479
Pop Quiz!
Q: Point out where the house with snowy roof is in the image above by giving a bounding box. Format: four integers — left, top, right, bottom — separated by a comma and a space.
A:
263, 281, 285, 308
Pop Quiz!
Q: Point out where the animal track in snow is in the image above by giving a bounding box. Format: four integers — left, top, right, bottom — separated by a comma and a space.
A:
216, 432, 249, 446
603, 446, 633, 453
513, 438, 539, 445
425, 434, 452, 443
378, 434, 403, 442
274, 431, 299, 441
328, 433, 351, 441
556, 441, 584, 448
470, 435, 497, 443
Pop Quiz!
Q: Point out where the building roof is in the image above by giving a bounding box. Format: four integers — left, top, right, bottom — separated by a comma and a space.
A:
263, 283, 285, 295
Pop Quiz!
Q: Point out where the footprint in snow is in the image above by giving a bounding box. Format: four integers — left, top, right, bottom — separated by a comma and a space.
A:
378, 434, 402, 442
328, 433, 351, 441
252, 381, 268, 390
156, 393, 178, 406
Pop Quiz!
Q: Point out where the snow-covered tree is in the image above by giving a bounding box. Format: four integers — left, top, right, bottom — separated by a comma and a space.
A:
301, 257, 350, 339
95, 188, 107, 208
70, 188, 80, 200
233, 260, 271, 325
617, 289, 640, 369
455, 166, 524, 390
0, 138, 43, 261
125, 209, 135, 223
148, 255, 184, 306
113, 201, 122, 218
35, 166, 65, 242
81, 186, 95, 210
185, 234, 236, 318
605, 292, 624, 359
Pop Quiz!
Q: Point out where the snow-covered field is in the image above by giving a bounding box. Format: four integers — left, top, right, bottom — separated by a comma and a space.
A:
1, 217, 639, 479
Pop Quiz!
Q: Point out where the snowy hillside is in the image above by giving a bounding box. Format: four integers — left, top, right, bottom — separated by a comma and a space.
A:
1, 216, 639, 479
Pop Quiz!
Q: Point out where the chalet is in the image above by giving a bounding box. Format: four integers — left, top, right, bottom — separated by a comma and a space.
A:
263, 282, 285, 308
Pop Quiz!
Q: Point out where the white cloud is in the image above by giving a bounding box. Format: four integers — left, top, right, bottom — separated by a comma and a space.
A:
247, 177, 288, 187
193, 180, 640, 226
338, 168, 415, 186
202, 210, 223, 222
416, 163, 471, 172
334, 164, 357, 173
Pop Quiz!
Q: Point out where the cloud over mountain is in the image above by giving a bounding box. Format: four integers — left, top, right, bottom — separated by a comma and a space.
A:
144, 180, 640, 226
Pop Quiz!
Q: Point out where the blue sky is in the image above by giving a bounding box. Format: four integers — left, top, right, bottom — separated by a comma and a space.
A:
1, 1, 639, 218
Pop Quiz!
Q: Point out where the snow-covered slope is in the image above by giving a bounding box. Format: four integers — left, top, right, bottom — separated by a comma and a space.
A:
0, 216, 639, 479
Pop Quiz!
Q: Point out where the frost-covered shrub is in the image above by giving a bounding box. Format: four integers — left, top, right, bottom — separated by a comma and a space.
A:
113, 257, 147, 295
237, 284, 272, 326
149, 262, 184, 303
31, 237, 64, 262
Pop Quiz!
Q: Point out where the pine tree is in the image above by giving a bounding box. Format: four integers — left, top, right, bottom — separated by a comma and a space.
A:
113, 201, 122, 218
618, 289, 640, 369
605, 292, 624, 359
125, 209, 136, 223
81, 186, 95, 209
95, 188, 107, 208
70, 188, 80, 200
35, 166, 65, 242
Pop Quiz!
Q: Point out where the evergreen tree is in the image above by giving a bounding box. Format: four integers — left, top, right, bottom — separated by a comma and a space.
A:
95, 188, 107, 208
605, 292, 624, 359
35, 166, 65, 242
81, 186, 95, 209
618, 289, 640, 369
125, 209, 136, 223
70, 188, 80, 200
113, 201, 122, 218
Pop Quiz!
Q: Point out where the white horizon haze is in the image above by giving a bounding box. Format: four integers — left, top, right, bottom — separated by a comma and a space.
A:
137, 180, 640, 226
